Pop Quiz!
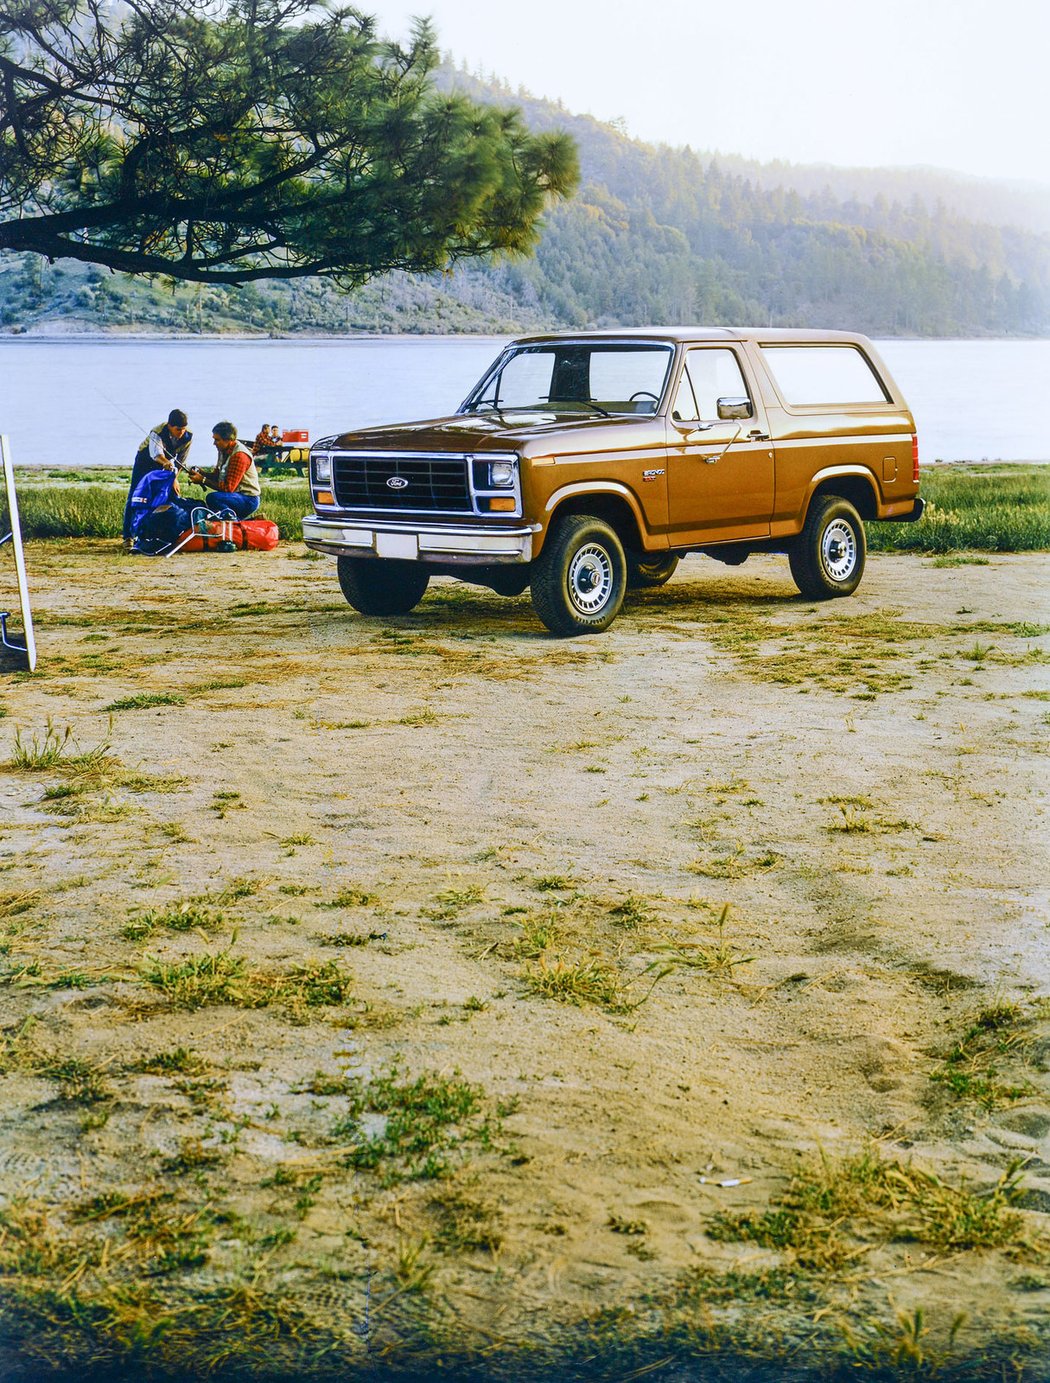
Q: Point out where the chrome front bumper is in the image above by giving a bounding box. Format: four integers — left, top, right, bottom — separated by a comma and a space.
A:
301, 515, 537, 565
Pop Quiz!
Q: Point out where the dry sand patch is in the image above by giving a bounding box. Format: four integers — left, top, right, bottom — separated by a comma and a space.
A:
0, 544, 1048, 1380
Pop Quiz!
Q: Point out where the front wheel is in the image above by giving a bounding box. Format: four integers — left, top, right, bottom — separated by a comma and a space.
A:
789, 495, 866, 599
530, 515, 627, 636
337, 557, 429, 616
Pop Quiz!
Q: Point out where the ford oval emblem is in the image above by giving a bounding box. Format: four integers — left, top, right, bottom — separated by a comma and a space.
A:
387, 476, 409, 490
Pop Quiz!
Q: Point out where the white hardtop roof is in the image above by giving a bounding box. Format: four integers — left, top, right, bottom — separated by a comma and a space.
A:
510, 327, 872, 346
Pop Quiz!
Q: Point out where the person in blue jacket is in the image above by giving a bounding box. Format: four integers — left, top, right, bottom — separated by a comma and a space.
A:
121, 409, 192, 551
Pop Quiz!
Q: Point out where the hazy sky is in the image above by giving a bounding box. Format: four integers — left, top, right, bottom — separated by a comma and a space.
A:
361, 0, 1050, 186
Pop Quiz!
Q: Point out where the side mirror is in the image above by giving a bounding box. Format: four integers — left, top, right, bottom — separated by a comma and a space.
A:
717, 396, 753, 421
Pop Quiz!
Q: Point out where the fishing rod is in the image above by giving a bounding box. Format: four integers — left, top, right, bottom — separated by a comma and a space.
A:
94, 387, 195, 474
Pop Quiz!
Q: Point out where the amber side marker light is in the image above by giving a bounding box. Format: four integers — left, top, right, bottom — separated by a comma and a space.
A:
483, 497, 517, 513
912, 434, 920, 484
315, 490, 335, 506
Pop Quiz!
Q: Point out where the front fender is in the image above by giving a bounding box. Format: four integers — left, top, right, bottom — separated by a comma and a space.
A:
537, 480, 657, 558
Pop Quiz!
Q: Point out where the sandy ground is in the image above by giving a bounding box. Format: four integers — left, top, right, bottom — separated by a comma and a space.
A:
0, 541, 1048, 1380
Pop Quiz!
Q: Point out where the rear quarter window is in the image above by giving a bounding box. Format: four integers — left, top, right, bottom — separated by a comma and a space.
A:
760, 345, 889, 406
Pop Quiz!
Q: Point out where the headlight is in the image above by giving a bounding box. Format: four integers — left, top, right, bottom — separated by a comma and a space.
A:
313, 453, 331, 483
489, 460, 515, 488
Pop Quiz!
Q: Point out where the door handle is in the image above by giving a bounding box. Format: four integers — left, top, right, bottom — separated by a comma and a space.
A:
748, 430, 770, 441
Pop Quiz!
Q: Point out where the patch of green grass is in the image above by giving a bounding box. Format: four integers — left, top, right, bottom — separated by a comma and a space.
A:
140, 949, 353, 1015
38, 1056, 113, 1105
333, 1066, 495, 1183
398, 706, 438, 726
8, 719, 107, 773
689, 848, 779, 879
607, 894, 656, 929
130, 1046, 207, 1076
104, 692, 186, 712
422, 882, 484, 920
313, 929, 387, 947
524, 955, 626, 1010
710, 1148, 1030, 1269
316, 885, 379, 909
929, 1000, 1040, 1109
122, 901, 227, 941
534, 874, 575, 892
647, 904, 752, 979
188, 677, 248, 692
869, 465, 1050, 553
512, 914, 565, 959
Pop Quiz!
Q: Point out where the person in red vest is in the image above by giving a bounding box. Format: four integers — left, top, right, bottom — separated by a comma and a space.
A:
186, 421, 262, 520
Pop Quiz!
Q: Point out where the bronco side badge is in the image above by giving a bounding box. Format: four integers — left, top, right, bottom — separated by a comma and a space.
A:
642, 469, 665, 482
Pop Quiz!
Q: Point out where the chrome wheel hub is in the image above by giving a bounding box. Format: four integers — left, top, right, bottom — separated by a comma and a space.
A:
568, 543, 614, 615
821, 519, 857, 582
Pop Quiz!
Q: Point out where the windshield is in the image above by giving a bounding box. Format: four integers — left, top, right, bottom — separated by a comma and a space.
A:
461, 342, 674, 417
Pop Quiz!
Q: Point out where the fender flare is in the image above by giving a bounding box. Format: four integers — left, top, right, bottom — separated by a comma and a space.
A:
802, 465, 882, 520
538, 481, 653, 558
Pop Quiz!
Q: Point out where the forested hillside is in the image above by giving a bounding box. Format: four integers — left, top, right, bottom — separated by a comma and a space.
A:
2, 62, 1047, 337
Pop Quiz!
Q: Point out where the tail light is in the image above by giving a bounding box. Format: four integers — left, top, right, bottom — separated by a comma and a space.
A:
912, 434, 920, 484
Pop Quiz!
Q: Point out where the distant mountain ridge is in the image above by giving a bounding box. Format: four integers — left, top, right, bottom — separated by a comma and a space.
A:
1, 60, 1047, 337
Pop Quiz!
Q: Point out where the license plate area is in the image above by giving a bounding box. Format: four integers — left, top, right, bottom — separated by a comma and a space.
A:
375, 532, 418, 560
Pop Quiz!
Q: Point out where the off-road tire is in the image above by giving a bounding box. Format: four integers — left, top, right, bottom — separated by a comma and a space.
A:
337, 557, 430, 616
530, 515, 627, 636
627, 553, 680, 589
789, 495, 866, 600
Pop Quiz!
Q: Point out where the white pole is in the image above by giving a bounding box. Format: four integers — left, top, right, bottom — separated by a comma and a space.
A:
0, 435, 38, 672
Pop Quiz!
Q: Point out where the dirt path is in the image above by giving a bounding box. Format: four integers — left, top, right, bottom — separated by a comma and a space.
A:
1, 543, 1048, 1380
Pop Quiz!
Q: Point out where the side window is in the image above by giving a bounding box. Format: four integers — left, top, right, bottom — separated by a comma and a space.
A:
684, 349, 750, 419
760, 345, 889, 405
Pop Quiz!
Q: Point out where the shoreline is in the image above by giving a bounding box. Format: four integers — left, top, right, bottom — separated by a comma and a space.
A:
2, 327, 1050, 345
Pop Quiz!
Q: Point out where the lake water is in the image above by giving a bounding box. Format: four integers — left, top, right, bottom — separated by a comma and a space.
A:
0, 335, 1046, 467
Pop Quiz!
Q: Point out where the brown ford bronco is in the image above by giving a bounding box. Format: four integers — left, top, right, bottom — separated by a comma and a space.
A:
303, 329, 923, 636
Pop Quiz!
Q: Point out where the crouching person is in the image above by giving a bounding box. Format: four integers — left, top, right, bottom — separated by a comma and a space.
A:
187, 422, 261, 520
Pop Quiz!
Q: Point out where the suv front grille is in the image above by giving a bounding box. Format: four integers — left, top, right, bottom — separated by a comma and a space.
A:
332, 453, 471, 513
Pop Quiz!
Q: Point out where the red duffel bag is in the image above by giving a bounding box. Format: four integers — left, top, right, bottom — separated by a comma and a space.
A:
176, 518, 280, 553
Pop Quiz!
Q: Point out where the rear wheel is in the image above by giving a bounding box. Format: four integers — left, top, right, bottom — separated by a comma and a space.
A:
336, 557, 429, 616
789, 495, 866, 599
627, 553, 679, 589
531, 515, 627, 636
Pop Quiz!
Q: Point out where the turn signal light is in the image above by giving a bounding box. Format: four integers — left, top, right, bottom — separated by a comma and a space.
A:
484, 497, 517, 512
315, 489, 335, 506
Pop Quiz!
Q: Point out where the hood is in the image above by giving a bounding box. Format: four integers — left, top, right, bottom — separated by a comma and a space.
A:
329, 411, 662, 458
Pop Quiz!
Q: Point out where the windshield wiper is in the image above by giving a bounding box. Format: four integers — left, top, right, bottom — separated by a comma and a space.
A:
548, 398, 611, 417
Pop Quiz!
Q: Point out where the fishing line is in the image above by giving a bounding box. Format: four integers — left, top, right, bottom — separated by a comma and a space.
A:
93, 386, 193, 472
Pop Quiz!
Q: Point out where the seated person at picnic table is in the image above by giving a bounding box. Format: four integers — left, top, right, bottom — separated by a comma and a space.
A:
186, 421, 261, 520
252, 423, 279, 456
